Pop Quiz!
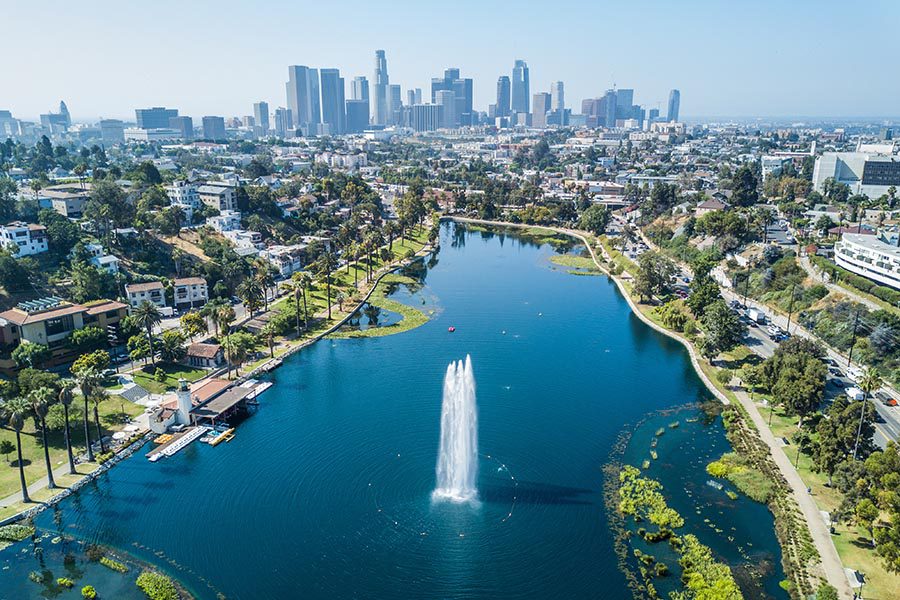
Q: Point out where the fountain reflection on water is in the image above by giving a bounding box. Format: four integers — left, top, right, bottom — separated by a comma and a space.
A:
433, 355, 479, 503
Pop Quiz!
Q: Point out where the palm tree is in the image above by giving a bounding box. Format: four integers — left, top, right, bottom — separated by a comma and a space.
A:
29, 387, 57, 490
216, 304, 236, 337
253, 261, 276, 312
2, 396, 33, 502
133, 301, 162, 367
854, 367, 882, 459
201, 298, 229, 337
296, 272, 312, 331
260, 323, 277, 359
58, 382, 77, 475
74, 367, 101, 462
384, 221, 397, 252
316, 252, 338, 320
238, 278, 264, 318
91, 388, 108, 454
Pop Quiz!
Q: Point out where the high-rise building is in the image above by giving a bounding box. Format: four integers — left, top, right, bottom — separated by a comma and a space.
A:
532, 92, 551, 128
435, 90, 456, 129
202, 116, 226, 140
135, 107, 179, 129
388, 84, 402, 126
431, 68, 473, 126
274, 107, 293, 137
169, 116, 193, 140
345, 100, 369, 133
319, 68, 346, 135
351, 76, 369, 102
616, 89, 634, 119
667, 89, 680, 122
604, 89, 617, 127
372, 50, 389, 126
511, 60, 530, 114
253, 101, 269, 137
58, 101, 71, 127
410, 104, 442, 132
648, 108, 660, 122
406, 89, 416, 107
99, 119, 125, 144
286, 65, 322, 135
496, 76, 511, 117
550, 81, 564, 111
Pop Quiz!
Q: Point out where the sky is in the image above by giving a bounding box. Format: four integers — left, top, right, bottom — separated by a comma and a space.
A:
3, 0, 899, 122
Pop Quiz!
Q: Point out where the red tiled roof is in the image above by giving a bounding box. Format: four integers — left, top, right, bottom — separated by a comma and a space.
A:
187, 343, 221, 359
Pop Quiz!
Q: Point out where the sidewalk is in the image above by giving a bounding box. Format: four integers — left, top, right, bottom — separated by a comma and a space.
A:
798, 254, 881, 311
731, 383, 852, 598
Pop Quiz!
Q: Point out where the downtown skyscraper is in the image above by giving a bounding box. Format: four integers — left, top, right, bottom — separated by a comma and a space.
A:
667, 89, 681, 122
511, 60, 530, 114
372, 50, 389, 126
253, 101, 269, 137
286, 65, 321, 135
319, 68, 346, 135
431, 68, 473, 127
495, 76, 511, 117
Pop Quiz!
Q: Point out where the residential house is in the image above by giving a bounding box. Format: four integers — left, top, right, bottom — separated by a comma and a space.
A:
197, 184, 237, 212
0, 222, 48, 256
207, 210, 242, 232
694, 198, 728, 217
185, 342, 224, 368
173, 277, 208, 310
44, 183, 90, 218
125, 281, 166, 309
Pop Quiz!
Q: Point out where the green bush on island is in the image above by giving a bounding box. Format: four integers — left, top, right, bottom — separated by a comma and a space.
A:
82, 585, 97, 599
57, 577, 75, 588
100, 556, 129, 573
0, 523, 36, 542
706, 453, 775, 503
816, 583, 838, 600
136, 570, 179, 600
28, 571, 44, 583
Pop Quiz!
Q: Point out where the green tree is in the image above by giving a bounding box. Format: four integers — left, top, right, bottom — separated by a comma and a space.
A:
699, 301, 746, 359
70, 326, 106, 353
58, 382, 77, 474
856, 498, 879, 545
221, 331, 258, 378
29, 386, 57, 489
730, 164, 759, 207
855, 367, 883, 459
238, 277, 264, 318
0, 439, 15, 465
12, 341, 51, 369
158, 330, 186, 363
72, 367, 102, 461
632, 251, 677, 302
2, 396, 34, 501
577, 204, 610, 235
132, 301, 162, 367
316, 251, 338, 319
179, 311, 207, 341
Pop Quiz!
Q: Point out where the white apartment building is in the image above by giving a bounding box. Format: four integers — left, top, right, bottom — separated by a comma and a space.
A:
173, 277, 208, 310
260, 244, 307, 278
197, 184, 237, 211
83, 242, 120, 273
166, 180, 200, 207
223, 229, 263, 251
207, 210, 242, 232
0, 222, 48, 257
835, 233, 900, 290
125, 281, 166, 309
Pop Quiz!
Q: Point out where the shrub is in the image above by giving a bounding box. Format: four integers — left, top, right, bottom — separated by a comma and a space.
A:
97, 451, 115, 464
0, 523, 36, 541
100, 556, 128, 573
82, 585, 97, 599
28, 571, 44, 583
136, 571, 179, 600
715, 369, 732, 386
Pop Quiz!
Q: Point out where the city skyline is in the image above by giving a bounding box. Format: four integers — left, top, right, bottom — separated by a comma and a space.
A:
3, 0, 900, 120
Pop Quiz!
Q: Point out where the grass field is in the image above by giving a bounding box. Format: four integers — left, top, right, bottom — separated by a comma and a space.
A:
132, 363, 206, 394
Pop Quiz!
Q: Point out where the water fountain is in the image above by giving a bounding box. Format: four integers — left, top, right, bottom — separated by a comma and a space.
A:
432, 355, 479, 503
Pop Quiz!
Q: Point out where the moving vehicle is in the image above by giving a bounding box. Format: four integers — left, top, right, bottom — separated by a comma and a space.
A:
747, 308, 766, 323
876, 391, 899, 407
845, 387, 865, 401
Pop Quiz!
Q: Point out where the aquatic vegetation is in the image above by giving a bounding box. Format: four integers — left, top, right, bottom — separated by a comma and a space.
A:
668, 421, 680, 429
641, 459, 651, 469
82, 585, 97, 599
57, 577, 74, 588
706, 453, 775, 504
100, 555, 129, 573
0, 523, 35, 551
726, 490, 739, 500
136, 570, 180, 600
655, 428, 666, 436
28, 571, 44, 583
650, 450, 658, 460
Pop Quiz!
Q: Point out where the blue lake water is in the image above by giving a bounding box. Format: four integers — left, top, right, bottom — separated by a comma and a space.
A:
1, 223, 786, 599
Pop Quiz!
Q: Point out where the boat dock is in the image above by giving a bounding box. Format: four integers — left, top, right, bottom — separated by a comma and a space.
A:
147, 426, 209, 462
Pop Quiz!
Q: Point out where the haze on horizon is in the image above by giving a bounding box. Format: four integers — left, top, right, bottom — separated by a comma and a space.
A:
4, 0, 898, 122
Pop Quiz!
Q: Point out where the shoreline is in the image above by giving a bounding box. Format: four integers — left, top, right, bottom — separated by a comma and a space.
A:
446, 216, 848, 598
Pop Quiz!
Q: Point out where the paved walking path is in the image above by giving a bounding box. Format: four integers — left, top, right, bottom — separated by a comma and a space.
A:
0, 461, 91, 509
731, 384, 852, 597
798, 253, 881, 311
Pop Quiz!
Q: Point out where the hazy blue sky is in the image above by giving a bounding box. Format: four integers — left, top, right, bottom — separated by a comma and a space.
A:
4, 0, 898, 121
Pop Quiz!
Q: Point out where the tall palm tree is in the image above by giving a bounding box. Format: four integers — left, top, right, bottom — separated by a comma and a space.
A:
253, 261, 276, 312
854, 367, 882, 459
92, 388, 108, 454
216, 304, 236, 337
316, 252, 338, 320
2, 396, 33, 502
238, 278, 264, 318
29, 387, 57, 490
296, 272, 312, 331
201, 298, 227, 337
58, 382, 77, 475
133, 301, 162, 367
74, 367, 101, 462
260, 323, 277, 359
279, 279, 303, 337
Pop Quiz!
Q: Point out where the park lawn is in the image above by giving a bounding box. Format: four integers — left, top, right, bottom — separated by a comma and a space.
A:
132, 363, 205, 394
549, 254, 600, 272
0, 395, 143, 502
832, 522, 900, 600
0, 468, 99, 522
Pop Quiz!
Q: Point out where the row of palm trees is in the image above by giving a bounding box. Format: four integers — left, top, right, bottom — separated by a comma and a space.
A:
0, 367, 107, 503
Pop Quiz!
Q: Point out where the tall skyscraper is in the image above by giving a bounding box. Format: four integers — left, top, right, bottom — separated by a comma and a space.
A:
431, 68, 473, 126
511, 60, 530, 114
286, 65, 321, 135
253, 101, 269, 136
604, 89, 617, 127
388, 84, 402, 125
345, 100, 369, 133
58, 101, 71, 127
406, 89, 416, 107
372, 50, 389, 126
319, 68, 346, 135
135, 107, 178, 129
550, 81, 564, 111
496, 76, 511, 117
351, 76, 369, 101
616, 89, 634, 118
274, 107, 293, 137
532, 92, 551, 128
202, 116, 226, 140
667, 89, 681, 122
435, 90, 456, 129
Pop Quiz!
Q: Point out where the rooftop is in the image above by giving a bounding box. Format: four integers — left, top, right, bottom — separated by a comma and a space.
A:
126, 281, 164, 293
842, 233, 900, 259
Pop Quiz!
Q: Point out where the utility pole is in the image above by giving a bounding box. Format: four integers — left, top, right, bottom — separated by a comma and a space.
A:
847, 309, 861, 368
785, 283, 797, 335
